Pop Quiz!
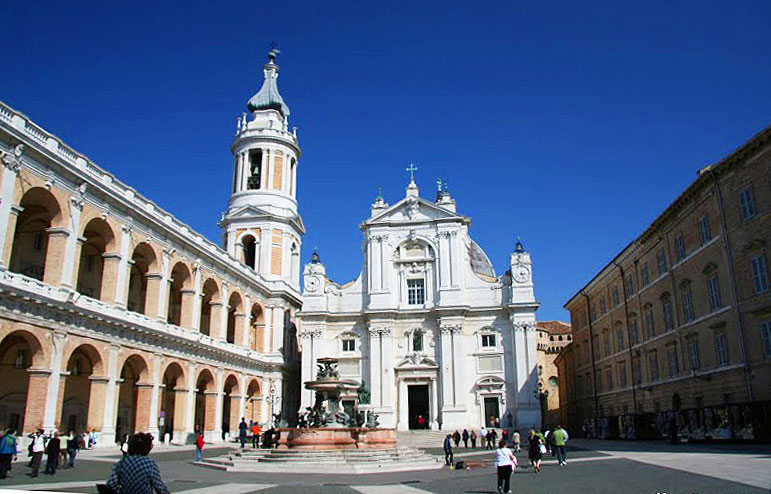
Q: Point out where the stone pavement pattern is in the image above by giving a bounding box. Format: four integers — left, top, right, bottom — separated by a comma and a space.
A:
0, 440, 768, 493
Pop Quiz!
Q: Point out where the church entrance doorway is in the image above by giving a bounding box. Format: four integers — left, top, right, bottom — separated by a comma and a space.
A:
408, 384, 429, 429
484, 397, 500, 427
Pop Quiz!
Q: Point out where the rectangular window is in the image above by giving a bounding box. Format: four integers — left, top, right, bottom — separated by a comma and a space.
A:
657, 249, 668, 276
739, 186, 756, 220
688, 339, 700, 370
648, 352, 659, 381
667, 346, 679, 377
603, 333, 610, 357
761, 321, 771, 359
645, 311, 655, 339
675, 235, 686, 261
682, 287, 695, 322
707, 275, 722, 311
629, 319, 639, 345
715, 333, 729, 366
342, 339, 355, 352
407, 278, 425, 305
605, 369, 613, 390
663, 298, 674, 331
751, 255, 769, 294
632, 359, 642, 384
625, 274, 635, 296
600, 297, 606, 315
612, 286, 619, 307
590, 304, 597, 322
698, 215, 711, 245
641, 263, 650, 287
618, 362, 627, 388
481, 334, 496, 348
616, 328, 624, 353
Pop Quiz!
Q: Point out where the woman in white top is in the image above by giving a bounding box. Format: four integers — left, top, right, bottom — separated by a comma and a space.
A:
494, 439, 517, 494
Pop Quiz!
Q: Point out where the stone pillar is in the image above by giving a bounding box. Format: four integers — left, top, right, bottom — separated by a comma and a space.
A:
439, 326, 454, 410
101, 345, 120, 444
42, 331, 66, 432
135, 384, 154, 432
438, 231, 451, 288
238, 375, 247, 424
368, 328, 382, 408
242, 294, 251, 348
430, 377, 439, 430
397, 378, 408, 431
191, 262, 202, 331
43, 228, 70, 287
263, 305, 273, 353
271, 304, 284, 353
203, 392, 217, 436
23, 369, 51, 433
182, 363, 197, 442
144, 273, 163, 319
218, 282, 229, 340
87, 376, 109, 431
300, 330, 315, 409
209, 302, 224, 338
60, 198, 83, 288
451, 327, 466, 410
229, 394, 241, 437
179, 289, 196, 329
147, 354, 162, 436
156, 248, 171, 322
113, 225, 132, 307
101, 253, 122, 303
233, 312, 246, 346
172, 388, 188, 443
380, 328, 395, 424
0, 157, 21, 269
214, 368, 224, 440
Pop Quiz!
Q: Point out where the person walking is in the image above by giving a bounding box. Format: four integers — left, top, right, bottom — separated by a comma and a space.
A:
250, 422, 261, 448
443, 434, 454, 467
479, 427, 487, 449
43, 431, 60, 475
66, 431, 80, 468
470, 430, 478, 448
452, 430, 461, 448
527, 429, 543, 473
494, 439, 517, 494
0, 429, 17, 479
512, 429, 521, 452
28, 429, 45, 477
195, 429, 204, 462
58, 432, 69, 470
462, 429, 469, 448
487, 428, 497, 450
105, 432, 170, 494
501, 428, 509, 445
238, 418, 248, 448
552, 424, 569, 466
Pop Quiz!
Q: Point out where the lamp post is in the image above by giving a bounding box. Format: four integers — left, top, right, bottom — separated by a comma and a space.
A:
534, 381, 549, 428
266, 384, 280, 427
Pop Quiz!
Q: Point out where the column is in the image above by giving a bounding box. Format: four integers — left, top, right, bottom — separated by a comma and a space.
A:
214, 368, 224, 440
60, 198, 83, 288
397, 379, 408, 431
42, 331, 66, 432
381, 328, 394, 411
371, 238, 381, 291
183, 362, 197, 440
430, 378, 439, 430
264, 149, 273, 190
241, 294, 251, 347
156, 248, 171, 322
147, 354, 162, 436
113, 224, 132, 307
179, 289, 196, 328
134, 384, 154, 432
438, 232, 450, 288
263, 306, 273, 353
229, 394, 241, 437
238, 374, 247, 423
101, 344, 120, 444
261, 228, 271, 274
144, 273, 163, 318
451, 327, 466, 410
300, 331, 314, 409
439, 326, 454, 410
172, 388, 188, 443
191, 263, 202, 331
209, 301, 224, 339
23, 369, 51, 432
271, 304, 284, 353
87, 376, 109, 431
291, 157, 297, 197
233, 312, 246, 345
101, 253, 122, 303
368, 328, 382, 408
43, 228, 70, 287
218, 282, 229, 340
0, 156, 21, 269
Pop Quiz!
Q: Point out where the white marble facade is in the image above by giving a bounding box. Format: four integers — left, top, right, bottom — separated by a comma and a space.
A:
299, 180, 540, 431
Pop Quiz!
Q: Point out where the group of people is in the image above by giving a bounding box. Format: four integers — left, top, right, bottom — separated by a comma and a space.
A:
443, 424, 570, 494
0, 429, 86, 479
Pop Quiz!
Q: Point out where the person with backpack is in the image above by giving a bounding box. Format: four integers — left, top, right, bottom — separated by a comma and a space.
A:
0, 429, 17, 479
443, 434, 453, 467
552, 425, 569, 466
494, 439, 517, 494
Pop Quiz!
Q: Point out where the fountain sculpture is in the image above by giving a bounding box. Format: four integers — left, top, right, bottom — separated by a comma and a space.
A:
276, 357, 396, 449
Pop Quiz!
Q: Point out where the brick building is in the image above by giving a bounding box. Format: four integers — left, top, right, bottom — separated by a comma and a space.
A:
535, 321, 572, 426
0, 50, 303, 446
558, 125, 771, 442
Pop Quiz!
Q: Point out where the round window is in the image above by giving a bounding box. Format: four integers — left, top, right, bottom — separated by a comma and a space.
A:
548, 376, 559, 388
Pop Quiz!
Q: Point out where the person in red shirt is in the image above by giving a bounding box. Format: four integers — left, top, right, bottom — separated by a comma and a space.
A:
250, 423, 261, 448
195, 429, 204, 462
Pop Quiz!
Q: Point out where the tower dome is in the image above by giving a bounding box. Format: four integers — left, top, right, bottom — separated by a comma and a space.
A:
247, 49, 290, 117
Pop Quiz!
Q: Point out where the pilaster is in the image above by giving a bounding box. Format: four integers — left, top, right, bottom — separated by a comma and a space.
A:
42, 331, 67, 432
0, 147, 22, 269
60, 196, 83, 288
113, 223, 132, 307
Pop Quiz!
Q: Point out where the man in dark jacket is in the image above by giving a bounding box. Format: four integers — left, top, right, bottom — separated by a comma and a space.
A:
443, 434, 453, 466
44, 432, 60, 474
238, 418, 248, 448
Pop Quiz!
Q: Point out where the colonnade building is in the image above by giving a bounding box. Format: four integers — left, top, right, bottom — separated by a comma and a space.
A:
0, 50, 303, 446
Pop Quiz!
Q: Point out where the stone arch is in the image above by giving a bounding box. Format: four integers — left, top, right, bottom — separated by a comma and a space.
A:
222, 373, 240, 438
238, 233, 259, 271
116, 353, 150, 440
167, 261, 193, 327
127, 242, 159, 315
199, 278, 220, 337
76, 218, 116, 300
160, 361, 186, 442
226, 291, 244, 345
9, 187, 64, 282
0, 329, 47, 432
195, 368, 216, 434
245, 378, 262, 425
249, 303, 265, 351
60, 343, 106, 434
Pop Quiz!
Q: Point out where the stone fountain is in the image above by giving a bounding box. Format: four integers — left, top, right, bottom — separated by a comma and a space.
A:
276, 357, 396, 449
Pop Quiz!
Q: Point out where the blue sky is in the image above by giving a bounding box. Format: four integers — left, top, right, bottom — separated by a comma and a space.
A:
2, 1, 769, 321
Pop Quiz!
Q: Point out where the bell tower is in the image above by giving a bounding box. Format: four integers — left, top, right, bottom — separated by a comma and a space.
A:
221, 48, 304, 289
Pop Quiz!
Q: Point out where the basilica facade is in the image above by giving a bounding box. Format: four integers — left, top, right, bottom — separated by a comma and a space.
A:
299, 180, 541, 431
0, 49, 302, 446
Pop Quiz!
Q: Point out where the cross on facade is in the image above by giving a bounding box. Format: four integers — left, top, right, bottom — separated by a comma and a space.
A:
406, 163, 418, 182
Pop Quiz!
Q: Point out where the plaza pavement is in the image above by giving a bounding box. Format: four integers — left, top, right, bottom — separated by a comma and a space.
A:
0, 439, 768, 493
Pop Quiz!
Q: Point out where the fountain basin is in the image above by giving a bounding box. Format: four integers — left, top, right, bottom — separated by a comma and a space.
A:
276, 427, 397, 450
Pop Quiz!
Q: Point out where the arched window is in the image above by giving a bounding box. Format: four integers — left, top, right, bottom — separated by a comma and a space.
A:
247, 149, 262, 190
9, 187, 62, 281
76, 218, 115, 300
242, 235, 257, 270
127, 243, 157, 314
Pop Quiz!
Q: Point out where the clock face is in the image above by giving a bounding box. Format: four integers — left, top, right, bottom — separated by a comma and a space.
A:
304, 276, 319, 293
512, 266, 530, 284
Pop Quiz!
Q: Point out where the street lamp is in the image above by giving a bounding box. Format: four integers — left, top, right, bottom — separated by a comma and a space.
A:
266, 384, 280, 427
534, 381, 549, 428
